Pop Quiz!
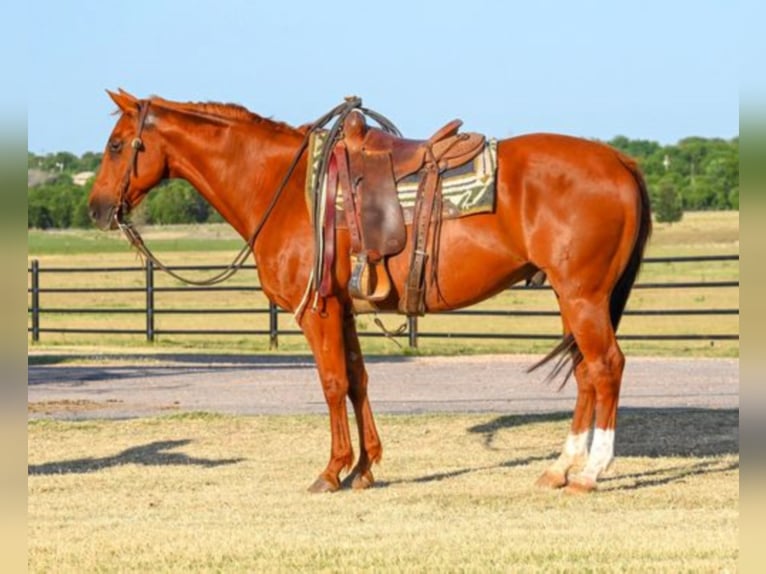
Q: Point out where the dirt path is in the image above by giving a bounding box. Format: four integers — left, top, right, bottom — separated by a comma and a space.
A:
28, 354, 739, 420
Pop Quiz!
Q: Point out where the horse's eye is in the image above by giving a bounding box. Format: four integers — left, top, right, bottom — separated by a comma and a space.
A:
109, 140, 123, 153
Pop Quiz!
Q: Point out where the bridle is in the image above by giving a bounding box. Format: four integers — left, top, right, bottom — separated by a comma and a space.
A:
113, 100, 152, 225
111, 96, 399, 287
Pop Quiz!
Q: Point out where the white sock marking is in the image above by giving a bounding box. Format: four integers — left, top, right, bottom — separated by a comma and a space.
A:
581, 428, 615, 481
563, 431, 589, 458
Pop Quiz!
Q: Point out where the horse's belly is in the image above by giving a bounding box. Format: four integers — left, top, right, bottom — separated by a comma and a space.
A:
382, 216, 529, 312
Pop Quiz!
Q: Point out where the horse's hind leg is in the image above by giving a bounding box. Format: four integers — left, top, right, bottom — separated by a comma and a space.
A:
539, 297, 625, 493
341, 306, 383, 489
300, 298, 355, 493
535, 308, 594, 489
535, 348, 594, 489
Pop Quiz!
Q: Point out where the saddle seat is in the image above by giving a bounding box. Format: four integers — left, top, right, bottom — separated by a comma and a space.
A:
334, 111, 486, 312
344, 111, 484, 181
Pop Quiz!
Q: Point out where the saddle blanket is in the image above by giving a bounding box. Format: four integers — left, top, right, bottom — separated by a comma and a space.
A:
305, 130, 497, 224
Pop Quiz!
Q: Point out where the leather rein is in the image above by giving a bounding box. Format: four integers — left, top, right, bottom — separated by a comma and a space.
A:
113, 97, 398, 287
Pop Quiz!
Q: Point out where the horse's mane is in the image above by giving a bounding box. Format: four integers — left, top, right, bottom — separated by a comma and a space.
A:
148, 96, 298, 134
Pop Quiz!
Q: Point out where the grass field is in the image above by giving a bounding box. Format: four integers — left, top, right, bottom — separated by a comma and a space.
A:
28, 410, 738, 572
28, 212, 740, 571
27, 211, 739, 357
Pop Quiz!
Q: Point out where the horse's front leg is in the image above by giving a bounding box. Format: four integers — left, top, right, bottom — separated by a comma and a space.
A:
341, 305, 382, 490
300, 297, 354, 493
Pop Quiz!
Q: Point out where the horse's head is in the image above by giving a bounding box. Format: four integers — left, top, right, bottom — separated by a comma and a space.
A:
88, 90, 168, 230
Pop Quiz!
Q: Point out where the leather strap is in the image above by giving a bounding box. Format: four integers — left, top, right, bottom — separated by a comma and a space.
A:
402, 162, 441, 315
335, 142, 362, 253
318, 153, 338, 297
116, 100, 152, 218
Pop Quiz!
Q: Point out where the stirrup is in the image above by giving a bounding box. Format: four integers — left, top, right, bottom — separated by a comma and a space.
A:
349, 254, 391, 302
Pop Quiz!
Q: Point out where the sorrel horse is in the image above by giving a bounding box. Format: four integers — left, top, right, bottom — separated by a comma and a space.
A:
89, 90, 651, 494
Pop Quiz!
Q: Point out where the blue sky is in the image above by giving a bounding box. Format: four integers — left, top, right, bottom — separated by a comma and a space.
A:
27, 0, 740, 155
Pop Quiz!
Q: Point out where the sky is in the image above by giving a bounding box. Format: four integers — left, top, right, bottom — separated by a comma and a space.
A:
26, 0, 741, 156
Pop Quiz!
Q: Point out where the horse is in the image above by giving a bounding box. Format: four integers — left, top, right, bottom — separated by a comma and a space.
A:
88, 90, 651, 494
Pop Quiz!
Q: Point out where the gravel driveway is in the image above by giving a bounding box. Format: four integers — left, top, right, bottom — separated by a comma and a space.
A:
28, 354, 739, 420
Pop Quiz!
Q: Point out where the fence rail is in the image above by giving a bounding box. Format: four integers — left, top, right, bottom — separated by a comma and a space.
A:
27, 255, 739, 348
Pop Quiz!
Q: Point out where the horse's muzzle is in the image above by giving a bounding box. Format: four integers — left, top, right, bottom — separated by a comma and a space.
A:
88, 194, 119, 230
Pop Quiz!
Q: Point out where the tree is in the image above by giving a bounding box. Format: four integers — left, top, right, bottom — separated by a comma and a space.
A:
27, 193, 54, 229
703, 152, 738, 209
144, 180, 210, 224
78, 151, 103, 172
27, 181, 91, 229
655, 178, 683, 223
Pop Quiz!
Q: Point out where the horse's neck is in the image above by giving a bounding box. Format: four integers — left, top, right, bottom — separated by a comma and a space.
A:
163, 118, 305, 242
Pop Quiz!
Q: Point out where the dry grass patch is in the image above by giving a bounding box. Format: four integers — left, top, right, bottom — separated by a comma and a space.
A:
28, 399, 125, 415
29, 411, 738, 572
649, 211, 738, 256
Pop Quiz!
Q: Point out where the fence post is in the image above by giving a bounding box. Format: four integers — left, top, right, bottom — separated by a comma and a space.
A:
31, 259, 40, 343
408, 315, 418, 349
146, 259, 155, 342
269, 301, 279, 350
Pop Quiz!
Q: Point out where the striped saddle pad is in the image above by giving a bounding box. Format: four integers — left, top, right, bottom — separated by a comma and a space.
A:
305, 131, 497, 225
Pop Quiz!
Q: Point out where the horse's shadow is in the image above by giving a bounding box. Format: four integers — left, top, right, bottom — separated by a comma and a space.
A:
469, 407, 739, 458
375, 407, 739, 491
28, 439, 244, 476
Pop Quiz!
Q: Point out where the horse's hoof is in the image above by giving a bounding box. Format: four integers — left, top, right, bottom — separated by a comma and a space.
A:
535, 470, 567, 489
307, 475, 339, 494
351, 470, 374, 490
564, 475, 597, 495
340, 469, 374, 490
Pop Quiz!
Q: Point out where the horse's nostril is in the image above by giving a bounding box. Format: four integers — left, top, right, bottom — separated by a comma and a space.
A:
87, 196, 114, 229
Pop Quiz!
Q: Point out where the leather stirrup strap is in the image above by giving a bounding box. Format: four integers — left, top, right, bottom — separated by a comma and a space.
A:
335, 142, 362, 253
403, 164, 441, 315
318, 153, 338, 297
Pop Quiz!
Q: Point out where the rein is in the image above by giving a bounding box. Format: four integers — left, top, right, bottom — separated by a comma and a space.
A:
114, 96, 399, 287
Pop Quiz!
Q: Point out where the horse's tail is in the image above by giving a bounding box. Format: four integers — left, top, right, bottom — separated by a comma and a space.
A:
528, 154, 652, 386
610, 155, 653, 332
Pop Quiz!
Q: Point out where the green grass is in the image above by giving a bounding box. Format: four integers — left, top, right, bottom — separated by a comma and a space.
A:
28, 224, 244, 255
28, 411, 738, 572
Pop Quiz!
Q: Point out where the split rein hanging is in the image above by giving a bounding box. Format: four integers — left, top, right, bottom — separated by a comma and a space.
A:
115, 97, 401, 287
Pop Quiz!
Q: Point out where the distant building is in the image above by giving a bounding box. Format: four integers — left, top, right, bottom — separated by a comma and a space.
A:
27, 169, 56, 188
72, 171, 96, 186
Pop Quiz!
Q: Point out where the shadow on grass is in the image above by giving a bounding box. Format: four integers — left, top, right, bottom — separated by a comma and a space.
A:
467, 407, 739, 458
27, 353, 420, 386
373, 407, 738, 491
28, 353, 421, 368
372, 453, 558, 488
598, 457, 740, 492
27, 353, 317, 368
28, 439, 244, 476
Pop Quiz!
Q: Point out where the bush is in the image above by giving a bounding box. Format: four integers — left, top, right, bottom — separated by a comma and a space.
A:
28, 183, 91, 229
655, 178, 683, 223
144, 180, 210, 224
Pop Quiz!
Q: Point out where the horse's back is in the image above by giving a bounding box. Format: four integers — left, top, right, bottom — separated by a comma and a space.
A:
498, 132, 638, 186
497, 132, 643, 219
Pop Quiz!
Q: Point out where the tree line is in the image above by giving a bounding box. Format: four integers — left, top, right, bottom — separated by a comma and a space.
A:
607, 135, 738, 221
28, 151, 223, 229
27, 134, 738, 229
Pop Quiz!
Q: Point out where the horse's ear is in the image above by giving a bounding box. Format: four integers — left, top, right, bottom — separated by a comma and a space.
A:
106, 89, 138, 114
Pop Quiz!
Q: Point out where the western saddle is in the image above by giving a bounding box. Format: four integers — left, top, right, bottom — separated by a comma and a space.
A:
320, 107, 485, 316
